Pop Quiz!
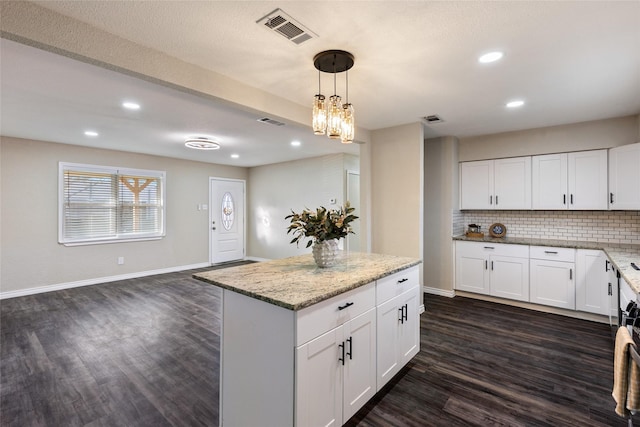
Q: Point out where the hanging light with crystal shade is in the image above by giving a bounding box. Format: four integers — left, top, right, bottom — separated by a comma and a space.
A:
326, 70, 343, 139
340, 70, 355, 144
312, 70, 326, 135
312, 50, 355, 142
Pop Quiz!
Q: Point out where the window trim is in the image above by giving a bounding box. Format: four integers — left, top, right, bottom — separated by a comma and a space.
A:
58, 162, 166, 246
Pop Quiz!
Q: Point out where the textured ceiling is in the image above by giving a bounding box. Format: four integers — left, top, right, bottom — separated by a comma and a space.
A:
2, 1, 640, 165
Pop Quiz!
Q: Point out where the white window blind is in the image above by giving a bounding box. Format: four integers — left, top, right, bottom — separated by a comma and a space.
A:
59, 163, 165, 245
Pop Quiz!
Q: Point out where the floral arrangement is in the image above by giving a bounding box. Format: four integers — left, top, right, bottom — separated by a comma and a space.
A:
285, 202, 358, 248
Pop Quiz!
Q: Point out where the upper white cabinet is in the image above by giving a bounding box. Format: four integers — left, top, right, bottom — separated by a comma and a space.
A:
460, 157, 531, 210
609, 142, 640, 210
568, 150, 608, 210
532, 150, 608, 210
532, 153, 567, 209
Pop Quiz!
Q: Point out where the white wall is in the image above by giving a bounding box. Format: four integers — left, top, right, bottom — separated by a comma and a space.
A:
424, 136, 459, 293
0, 136, 248, 295
247, 153, 358, 260
459, 115, 638, 161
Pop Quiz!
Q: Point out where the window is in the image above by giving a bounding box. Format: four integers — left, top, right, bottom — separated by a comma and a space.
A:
59, 162, 165, 245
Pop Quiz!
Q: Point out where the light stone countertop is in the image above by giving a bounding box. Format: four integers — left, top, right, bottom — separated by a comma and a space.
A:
193, 252, 422, 311
453, 235, 640, 294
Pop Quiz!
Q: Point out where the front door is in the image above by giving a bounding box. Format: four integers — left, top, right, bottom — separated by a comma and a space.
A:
210, 178, 245, 264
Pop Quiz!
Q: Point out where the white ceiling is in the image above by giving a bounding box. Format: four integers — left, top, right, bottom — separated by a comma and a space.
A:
2, 1, 640, 166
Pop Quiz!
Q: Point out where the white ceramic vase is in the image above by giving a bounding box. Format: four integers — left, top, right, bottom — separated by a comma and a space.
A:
312, 239, 339, 268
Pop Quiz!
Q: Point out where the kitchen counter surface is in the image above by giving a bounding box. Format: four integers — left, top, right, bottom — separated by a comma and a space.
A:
453, 235, 640, 294
193, 252, 421, 311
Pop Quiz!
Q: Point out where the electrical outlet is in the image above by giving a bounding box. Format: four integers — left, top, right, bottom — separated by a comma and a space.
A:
329, 198, 337, 205
117, 257, 124, 265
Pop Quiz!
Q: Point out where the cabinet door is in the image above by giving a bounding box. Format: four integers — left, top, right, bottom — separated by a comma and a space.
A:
398, 287, 420, 365
342, 309, 376, 422
530, 259, 575, 309
455, 246, 490, 295
490, 256, 529, 302
532, 153, 568, 209
460, 160, 494, 209
376, 296, 402, 390
607, 261, 619, 325
609, 142, 640, 210
568, 150, 608, 210
576, 250, 608, 315
295, 327, 343, 427
494, 156, 531, 209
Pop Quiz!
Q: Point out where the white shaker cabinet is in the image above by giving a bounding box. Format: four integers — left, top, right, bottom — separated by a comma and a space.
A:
575, 249, 609, 316
375, 267, 420, 391
455, 241, 529, 302
532, 150, 608, 210
296, 308, 377, 427
532, 153, 568, 209
455, 241, 491, 295
609, 142, 640, 210
568, 150, 608, 210
460, 157, 531, 210
530, 246, 576, 310
490, 254, 530, 302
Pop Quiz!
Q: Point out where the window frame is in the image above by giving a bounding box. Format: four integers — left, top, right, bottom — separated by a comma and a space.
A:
58, 162, 166, 246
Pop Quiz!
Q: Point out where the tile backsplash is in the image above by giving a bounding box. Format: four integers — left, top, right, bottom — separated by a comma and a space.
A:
458, 210, 640, 244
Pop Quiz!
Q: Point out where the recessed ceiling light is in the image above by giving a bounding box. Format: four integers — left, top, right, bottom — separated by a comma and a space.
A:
506, 100, 525, 108
230, 154, 240, 159
291, 141, 301, 147
84, 130, 99, 137
122, 101, 141, 110
478, 51, 503, 63
185, 137, 221, 150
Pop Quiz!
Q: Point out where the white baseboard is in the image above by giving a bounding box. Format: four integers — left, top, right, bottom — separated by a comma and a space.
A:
244, 256, 270, 262
423, 286, 455, 298
0, 262, 211, 300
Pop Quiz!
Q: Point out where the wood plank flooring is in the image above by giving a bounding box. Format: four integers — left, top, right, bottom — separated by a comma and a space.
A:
1, 268, 635, 426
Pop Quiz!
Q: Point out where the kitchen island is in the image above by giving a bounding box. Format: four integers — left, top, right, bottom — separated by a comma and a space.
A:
194, 252, 422, 427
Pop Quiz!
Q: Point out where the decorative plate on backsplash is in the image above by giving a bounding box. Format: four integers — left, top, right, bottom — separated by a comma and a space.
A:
489, 223, 507, 238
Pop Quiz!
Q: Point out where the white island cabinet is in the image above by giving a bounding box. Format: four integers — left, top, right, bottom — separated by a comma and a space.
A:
194, 253, 421, 427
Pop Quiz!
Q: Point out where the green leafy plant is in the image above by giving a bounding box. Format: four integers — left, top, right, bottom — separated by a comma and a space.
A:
285, 202, 358, 248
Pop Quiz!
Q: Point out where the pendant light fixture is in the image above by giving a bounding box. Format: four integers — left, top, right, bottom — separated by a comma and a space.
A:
312, 50, 355, 143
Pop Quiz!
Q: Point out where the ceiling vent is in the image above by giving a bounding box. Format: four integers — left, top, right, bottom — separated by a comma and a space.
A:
257, 117, 285, 127
257, 9, 317, 45
423, 115, 444, 124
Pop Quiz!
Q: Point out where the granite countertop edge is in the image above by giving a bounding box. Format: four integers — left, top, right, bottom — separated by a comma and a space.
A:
194, 255, 422, 311
453, 235, 640, 294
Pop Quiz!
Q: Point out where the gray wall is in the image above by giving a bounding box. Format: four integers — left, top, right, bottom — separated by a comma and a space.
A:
0, 136, 248, 295
459, 115, 638, 161
423, 136, 459, 293
247, 153, 358, 260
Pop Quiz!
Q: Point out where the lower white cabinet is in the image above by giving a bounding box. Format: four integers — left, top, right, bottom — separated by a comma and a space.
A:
490, 255, 529, 302
376, 286, 420, 390
575, 249, 609, 315
295, 308, 376, 427
455, 241, 529, 302
530, 246, 576, 309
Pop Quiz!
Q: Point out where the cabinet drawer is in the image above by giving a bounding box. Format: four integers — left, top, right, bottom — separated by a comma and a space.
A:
376, 266, 419, 304
530, 246, 575, 262
296, 282, 375, 346
457, 241, 528, 258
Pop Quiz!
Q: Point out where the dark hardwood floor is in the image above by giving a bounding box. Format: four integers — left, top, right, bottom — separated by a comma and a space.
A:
1, 268, 634, 426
